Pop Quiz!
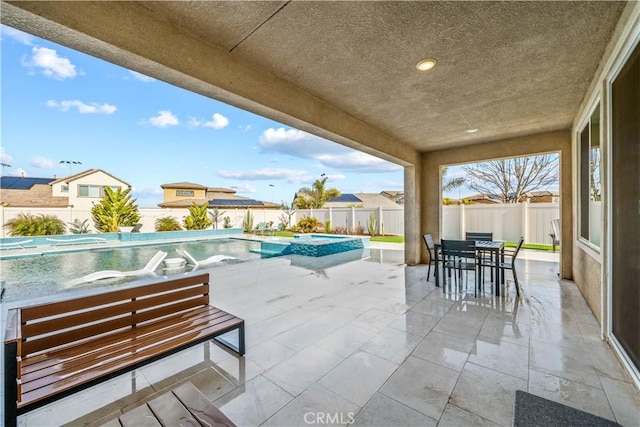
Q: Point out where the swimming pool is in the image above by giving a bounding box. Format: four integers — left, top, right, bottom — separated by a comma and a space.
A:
0, 238, 261, 302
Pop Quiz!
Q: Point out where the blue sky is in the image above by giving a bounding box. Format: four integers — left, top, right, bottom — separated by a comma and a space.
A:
1, 25, 404, 208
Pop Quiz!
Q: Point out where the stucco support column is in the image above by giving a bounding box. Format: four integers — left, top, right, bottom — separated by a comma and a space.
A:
404, 163, 421, 265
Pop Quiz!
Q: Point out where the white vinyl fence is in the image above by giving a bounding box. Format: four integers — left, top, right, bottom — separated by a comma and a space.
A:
297, 207, 404, 236
1, 203, 556, 242
442, 202, 559, 244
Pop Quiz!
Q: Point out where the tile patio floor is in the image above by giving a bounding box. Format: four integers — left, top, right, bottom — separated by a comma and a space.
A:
13, 247, 640, 426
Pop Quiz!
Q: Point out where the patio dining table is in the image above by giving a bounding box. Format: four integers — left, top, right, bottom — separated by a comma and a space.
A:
434, 240, 506, 296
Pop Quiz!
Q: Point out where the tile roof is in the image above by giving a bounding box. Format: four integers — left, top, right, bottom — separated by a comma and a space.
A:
50, 169, 131, 186
160, 182, 208, 190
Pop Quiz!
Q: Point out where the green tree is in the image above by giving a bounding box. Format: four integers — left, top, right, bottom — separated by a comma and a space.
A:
91, 187, 141, 232
294, 175, 340, 209
183, 202, 212, 230
155, 216, 182, 231
4, 213, 66, 236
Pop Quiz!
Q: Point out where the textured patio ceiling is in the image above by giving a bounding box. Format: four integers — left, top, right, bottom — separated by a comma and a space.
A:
2, 1, 626, 153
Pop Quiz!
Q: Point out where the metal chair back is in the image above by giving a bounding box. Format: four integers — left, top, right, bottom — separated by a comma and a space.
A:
465, 232, 493, 241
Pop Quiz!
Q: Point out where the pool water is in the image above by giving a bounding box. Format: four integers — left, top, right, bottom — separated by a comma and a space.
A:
0, 238, 261, 302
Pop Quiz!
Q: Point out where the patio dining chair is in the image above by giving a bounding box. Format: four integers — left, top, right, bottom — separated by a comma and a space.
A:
479, 236, 524, 296
440, 239, 478, 294
466, 232, 494, 280
422, 234, 440, 280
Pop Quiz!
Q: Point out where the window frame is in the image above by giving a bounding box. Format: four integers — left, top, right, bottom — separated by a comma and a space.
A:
578, 101, 602, 252
176, 190, 195, 197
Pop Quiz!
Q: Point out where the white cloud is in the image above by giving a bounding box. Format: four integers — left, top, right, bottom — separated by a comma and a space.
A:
128, 70, 156, 82
218, 168, 313, 184
230, 183, 257, 194
189, 113, 229, 130
0, 147, 15, 164
147, 110, 179, 127
7, 168, 27, 177
258, 127, 401, 173
132, 187, 163, 197
47, 100, 117, 114
30, 156, 55, 169
1, 25, 34, 46
23, 46, 77, 79
239, 124, 252, 132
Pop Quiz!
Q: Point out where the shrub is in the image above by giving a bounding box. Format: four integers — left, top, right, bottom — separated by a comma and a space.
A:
155, 216, 182, 231
324, 219, 331, 233
67, 218, 91, 234
242, 210, 254, 233
4, 213, 66, 236
367, 212, 378, 236
91, 187, 141, 232
296, 216, 320, 233
209, 208, 226, 229
333, 225, 348, 235
353, 222, 365, 235
223, 216, 232, 228
183, 203, 212, 230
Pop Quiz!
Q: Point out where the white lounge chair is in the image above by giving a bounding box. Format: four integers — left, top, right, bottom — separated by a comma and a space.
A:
0, 239, 33, 250
176, 249, 236, 269
65, 250, 167, 287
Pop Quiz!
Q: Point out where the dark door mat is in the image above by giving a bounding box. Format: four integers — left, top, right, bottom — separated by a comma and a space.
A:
513, 390, 621, 427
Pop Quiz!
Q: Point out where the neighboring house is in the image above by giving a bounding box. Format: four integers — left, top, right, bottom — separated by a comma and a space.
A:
520, 191, 560, 203
0, 176, 65, 207
0, 169, 129, 209
159, 182, 279, 209
294, 193, 403, 209
464, 193, 502, 204
380, 190, 404, 205
50, 169, 131, 210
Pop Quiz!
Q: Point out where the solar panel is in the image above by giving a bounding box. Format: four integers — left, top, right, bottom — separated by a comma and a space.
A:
0, 177, 54, 190
209, 199, 265, 206
328, 194, 362, 203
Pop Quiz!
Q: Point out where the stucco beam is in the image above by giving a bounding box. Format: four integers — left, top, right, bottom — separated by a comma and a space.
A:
3, 1, 418, 167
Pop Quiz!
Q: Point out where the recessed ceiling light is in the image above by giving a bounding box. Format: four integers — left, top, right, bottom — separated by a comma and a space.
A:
466, 128, 479, 134
416, 59, 437, 71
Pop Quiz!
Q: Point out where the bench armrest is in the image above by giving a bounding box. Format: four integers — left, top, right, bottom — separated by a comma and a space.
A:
5, 309, 21, 343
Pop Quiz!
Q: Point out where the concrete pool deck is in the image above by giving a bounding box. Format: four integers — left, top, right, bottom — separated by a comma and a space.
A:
2, 245, 637, 426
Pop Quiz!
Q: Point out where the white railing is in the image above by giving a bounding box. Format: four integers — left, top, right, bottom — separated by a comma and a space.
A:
442, 202, 560, 244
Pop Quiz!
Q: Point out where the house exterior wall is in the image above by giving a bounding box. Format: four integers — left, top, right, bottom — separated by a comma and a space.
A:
162, 188, 206, 203
52, 171, 129, 210
569, 0, 640, 379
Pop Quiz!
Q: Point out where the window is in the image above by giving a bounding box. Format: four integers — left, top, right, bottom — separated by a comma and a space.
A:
579, 103, 601, 248
176, 190, 194, 197
61, 185, 69, 193
78, 185, 121, 198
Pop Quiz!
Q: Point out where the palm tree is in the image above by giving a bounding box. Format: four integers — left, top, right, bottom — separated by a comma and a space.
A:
442, 166, 466, 193
294, 175, 341, 209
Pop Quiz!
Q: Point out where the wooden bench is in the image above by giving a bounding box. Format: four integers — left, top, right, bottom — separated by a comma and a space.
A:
103, 381, 236, 427
3, 273, 245, 427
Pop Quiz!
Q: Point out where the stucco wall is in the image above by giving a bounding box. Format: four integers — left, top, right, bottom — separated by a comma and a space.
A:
420, 130, 573, 279
572, 246, 603, 323
162, 188, 206, 203
52, 171, 129, 210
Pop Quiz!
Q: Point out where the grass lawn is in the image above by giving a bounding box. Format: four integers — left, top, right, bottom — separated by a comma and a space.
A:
505, 241, 556, 251
370, 235, 404, 243
272, 231, 404, 243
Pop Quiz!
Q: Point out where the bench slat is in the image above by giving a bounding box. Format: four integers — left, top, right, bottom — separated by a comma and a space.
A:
23, 296, 209, 356
146, 387, 200, 426
22, 283, 209, 338
20, 274, 210, 322
172, 381, 236, 427
19, 316, 242, 407
119, 403, 161, 427
22, 307, 237, 381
